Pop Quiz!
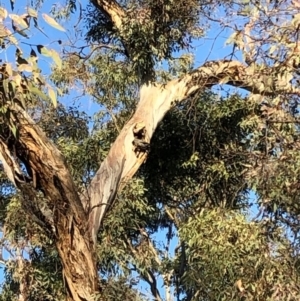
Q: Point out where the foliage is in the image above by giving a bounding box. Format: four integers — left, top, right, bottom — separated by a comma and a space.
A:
86, 0, 204, 80
1, 0, 300, 301
180, 209, 300, 301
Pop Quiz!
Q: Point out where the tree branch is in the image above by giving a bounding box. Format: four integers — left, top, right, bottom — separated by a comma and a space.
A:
87, 59, 300, 242
90, 0, 126, 30
126, 236, 163, 301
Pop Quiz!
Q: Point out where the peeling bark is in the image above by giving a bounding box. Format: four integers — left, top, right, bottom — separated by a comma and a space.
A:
91, 0, 125, 29
1, 51, 300, 300
0, 1, 297, 299
1, 104, 99, 301
86, 0, 300, 241
87, 59, 300, 241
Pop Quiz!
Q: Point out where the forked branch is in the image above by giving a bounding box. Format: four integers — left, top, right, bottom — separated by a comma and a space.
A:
87, 59, 300, 242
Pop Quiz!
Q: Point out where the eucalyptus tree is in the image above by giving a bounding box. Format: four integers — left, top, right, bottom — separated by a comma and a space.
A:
1, 0, 300, 301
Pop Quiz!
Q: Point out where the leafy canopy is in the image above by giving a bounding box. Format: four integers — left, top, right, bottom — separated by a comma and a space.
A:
1, 0, 300, 301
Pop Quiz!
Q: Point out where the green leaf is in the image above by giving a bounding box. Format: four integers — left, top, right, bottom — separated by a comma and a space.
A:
50, 49, 62, 69
5, 63, 12, 76
48, 87, 57, 108
10, 124, 17, 137
37, 45, 52, 57
225, 32, 237, 45
0, 7, 8, 19
9, 14, 28, 29
42, 14, 66, 32
28, 83, 48, 101
18, 64, 32, 72
27, 7, 38, 18
8, 32, 18, 45
2, 79, 9, 97
37, 46, 62, 69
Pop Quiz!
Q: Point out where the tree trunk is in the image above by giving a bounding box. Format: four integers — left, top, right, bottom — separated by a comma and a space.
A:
0, 104, 99, 301
56, 220, 98, 301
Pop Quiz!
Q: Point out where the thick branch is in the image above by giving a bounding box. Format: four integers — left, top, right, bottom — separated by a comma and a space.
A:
0, 104, 99, 301
10, 104, 86, 226
87, 59, 300, 241
90, 0, 126, 29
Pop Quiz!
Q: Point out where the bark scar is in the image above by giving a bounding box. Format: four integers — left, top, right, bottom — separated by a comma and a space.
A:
132, 122, 150, 156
